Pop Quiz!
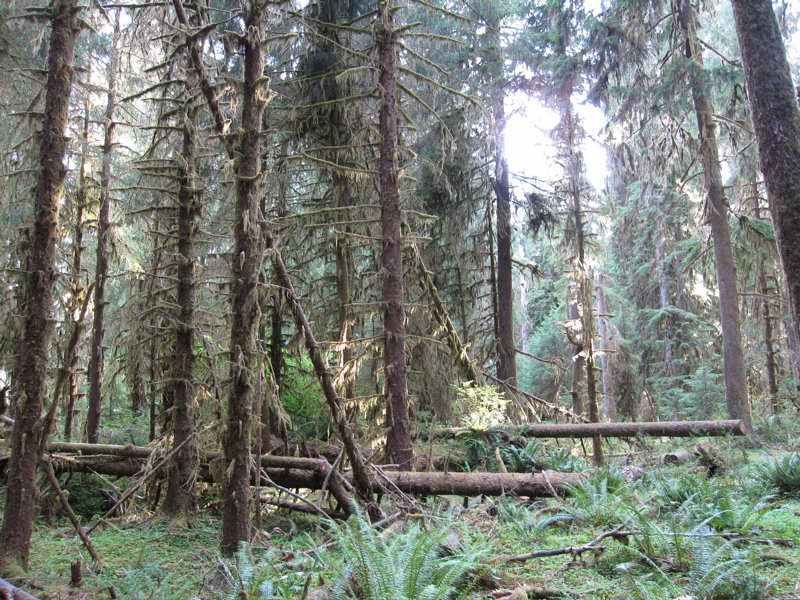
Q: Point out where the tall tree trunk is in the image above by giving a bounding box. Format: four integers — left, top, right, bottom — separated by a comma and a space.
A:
377, 1, 412, 470
163, 102, 199, 523
569, 283, 585, 416
679, 0, 751, 430
595, 272, 615, 421
65, 102, 90, 441
221, 1, 269, 556
0, 0, 80, 573
729, 0, 800, 365
86, 17, 120, 443
657, 242, 678, 397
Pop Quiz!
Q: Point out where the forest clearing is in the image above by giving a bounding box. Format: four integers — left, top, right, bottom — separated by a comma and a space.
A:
3, 0, 800, 597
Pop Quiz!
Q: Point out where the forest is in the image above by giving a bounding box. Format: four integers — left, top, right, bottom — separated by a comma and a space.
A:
2, 0, 800, 597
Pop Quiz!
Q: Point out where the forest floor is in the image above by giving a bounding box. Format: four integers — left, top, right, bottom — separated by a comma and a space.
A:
2, 414, 800, 600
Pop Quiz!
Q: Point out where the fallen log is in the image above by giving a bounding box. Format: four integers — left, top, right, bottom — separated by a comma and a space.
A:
46, 452, 582, 498
426, 420, 746, 440
0, 578, 40, 600
374, 470, 583, 497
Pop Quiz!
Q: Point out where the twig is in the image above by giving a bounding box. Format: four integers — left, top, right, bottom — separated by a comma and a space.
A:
317, 448, 344, 510
260, 468, 329, 518
42, 459, 103, 569
489, 524, 640, 564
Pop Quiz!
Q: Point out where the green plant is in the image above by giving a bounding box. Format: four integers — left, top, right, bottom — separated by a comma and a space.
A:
542, 446, 587, 473
756, 452, 800, 495
326, 514, 486, 600
618, 525, 766, 600
497, 499, 572, 542
454, 383, 508, 431
217, 543, 295, 600
500, 440, 546, 472
564, 469, 635, 527
110, 563, 196, 600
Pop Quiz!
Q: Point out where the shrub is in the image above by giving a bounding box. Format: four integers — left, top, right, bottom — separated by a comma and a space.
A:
756, 452, 800, 495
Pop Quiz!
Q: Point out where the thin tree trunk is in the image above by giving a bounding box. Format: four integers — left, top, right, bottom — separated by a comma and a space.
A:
0, 0, 81, 573
86, 16, 120, 444
730, 0, 800, 351
65, 102, 90, 441
377, 1, 413, 470
679, 0, 751, 431
595, 272, 615, 421
163, 102, 199, 523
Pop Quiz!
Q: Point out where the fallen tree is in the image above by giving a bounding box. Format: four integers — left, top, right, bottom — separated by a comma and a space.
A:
0, 577, 40, 600
43, 443, 583, 498
424, 420, 746, 440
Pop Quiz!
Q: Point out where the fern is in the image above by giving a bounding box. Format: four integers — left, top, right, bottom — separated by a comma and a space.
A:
326, 513, 487, 600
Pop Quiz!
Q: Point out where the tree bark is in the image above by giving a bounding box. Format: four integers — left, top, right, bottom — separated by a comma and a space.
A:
0, 0, 81, 574
376, 1, 413, 470
86, 16, 120, 444
730, 0, 800, 350
0, 578, 41, 600
163, 101, 199, 523
679, 0, 751, 431
220, 0, 269, 556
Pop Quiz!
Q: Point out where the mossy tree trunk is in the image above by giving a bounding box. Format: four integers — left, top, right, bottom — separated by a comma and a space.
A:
679, 0, 751, 430
0, 0, 81, 574
730, 0, 800, 358
377, 1, 413, 470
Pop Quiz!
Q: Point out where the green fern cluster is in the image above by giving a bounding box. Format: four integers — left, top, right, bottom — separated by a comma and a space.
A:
618, 525, 766, 600
756, 452, 800, 495
218, 543, 292, 600
327, 515, 486, 600
565, 469, 636, 527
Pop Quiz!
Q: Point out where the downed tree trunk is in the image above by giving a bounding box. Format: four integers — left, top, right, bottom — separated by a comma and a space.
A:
45, 450, 582, 498
378, 471, 583, 497
663, 450, 695, 465
0, 578, 40, 600
426, 420, 746, 440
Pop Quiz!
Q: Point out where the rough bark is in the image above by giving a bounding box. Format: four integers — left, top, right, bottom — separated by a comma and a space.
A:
162, 102, 199, 523
86, 16, 120, 444
679, 0, 751, 431
0, 0, 81, 574
376, 1, 413, 470
220, 0, 269, 556
730, 0, 800, 349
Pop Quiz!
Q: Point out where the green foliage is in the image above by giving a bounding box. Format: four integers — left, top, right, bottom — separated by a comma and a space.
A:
651, 471, 773, 532
500, 439, 547, 472
326, 514, 486, 600
281, 357, 326, 436
756, 452, 800, 496
217, 542, 294, 600
657, 365, 725, 421
618, 526, 766, 600
564, 468, 635, 527
62, 474, 114, 522
111, 563, 196, 600
454, 383, 508, 431
496, 499, 573, 543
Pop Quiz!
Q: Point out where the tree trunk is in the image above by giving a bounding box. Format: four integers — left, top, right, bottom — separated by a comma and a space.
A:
595, 272, 615, 420
0, 0, 80, 574
221, 0, 269, 556
377, 1, 413, 470
730, 0, 800, 353
680, 0, 751, 431
65, 102, 90, 441
86, 17, 120, 444
163, 102, 199, 523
